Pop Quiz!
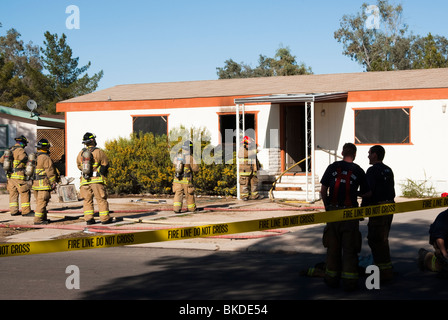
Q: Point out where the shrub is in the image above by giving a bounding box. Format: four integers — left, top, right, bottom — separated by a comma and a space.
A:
400, 174, 438, 198
195, 156, 237, 196
105, 133, 174, 195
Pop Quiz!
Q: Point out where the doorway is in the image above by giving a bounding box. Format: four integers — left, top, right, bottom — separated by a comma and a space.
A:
282, 104, 306, 172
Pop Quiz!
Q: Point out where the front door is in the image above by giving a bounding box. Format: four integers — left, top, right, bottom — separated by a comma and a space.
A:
283, 104, 306, 172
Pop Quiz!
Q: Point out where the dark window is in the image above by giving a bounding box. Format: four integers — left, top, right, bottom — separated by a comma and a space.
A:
218, 113, 256, 162
132, 115, 168, 137
354, 107, 411, 144
0, 125, 8, 156
219, 113, 255, 144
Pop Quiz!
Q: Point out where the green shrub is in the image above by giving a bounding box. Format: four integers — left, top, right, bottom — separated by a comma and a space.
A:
400, 175, 438, 198
195, 155, 237, 196
105, 133, 173, 194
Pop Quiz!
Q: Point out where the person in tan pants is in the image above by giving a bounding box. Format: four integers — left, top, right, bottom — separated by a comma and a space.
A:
32, 139, 57, 224
0, 135, 32, 216
238, 136, 259, 200
172, 140, 199, 213
76, 132, 112, 225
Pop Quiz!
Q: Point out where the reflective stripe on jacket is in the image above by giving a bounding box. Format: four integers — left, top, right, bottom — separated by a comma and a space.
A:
32, 153, 56, 191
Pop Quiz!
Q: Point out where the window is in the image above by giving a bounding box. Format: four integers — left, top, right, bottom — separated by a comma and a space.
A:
354, 107, 411, 144
132, 115, 168, 137
218, 112, 257, 162
0, 125, 8, 156
219, 113, 256, 144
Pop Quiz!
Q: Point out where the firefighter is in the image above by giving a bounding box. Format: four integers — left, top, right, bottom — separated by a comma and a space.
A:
238, 136, 259, 200
320, 143, 370, 291
76, 132, 112, 225
0, 135, 32, 216
32, 139, 57, 225
172, 140, 199, 213
363, 145, 396, 282
418, 209, 448, 277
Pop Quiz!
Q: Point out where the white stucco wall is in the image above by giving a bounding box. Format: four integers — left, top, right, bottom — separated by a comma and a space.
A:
314, 99, 448, 196
65, 104, 277, 188
65, 97, 448, 196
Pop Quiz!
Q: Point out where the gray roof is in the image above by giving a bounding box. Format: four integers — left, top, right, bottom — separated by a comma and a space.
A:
59, 68, 448, 104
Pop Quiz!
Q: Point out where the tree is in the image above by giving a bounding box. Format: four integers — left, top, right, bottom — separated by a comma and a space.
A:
334, 0, 448, 71
216, 47, 313, 79
0, 28, 42, 78
334, 0, 408, 71
0, 25, 104, 114
0, 27, 40, 109
411, 33, 448, 69
40, 31, 103, 113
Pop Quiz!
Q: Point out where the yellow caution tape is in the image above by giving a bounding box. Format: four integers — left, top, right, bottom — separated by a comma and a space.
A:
1, 197, 447, 257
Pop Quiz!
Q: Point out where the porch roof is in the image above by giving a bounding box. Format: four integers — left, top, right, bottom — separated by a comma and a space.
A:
234, 92, 348, 104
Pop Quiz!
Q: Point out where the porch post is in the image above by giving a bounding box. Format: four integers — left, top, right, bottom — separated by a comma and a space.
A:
305, 100, 316, 202
305, 103, 309, 201
310, 100, 316, 202
236, 104, 241, 200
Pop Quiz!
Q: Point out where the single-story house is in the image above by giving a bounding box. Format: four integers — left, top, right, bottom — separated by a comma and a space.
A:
0, 105, 65, 183
56, 68, 448, 201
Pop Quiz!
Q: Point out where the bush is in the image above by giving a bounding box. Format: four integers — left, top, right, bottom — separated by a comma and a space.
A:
400, 174, 438, 198
195, 155, 237, 196
105, 133, 174, 194
104, 132, 237, 196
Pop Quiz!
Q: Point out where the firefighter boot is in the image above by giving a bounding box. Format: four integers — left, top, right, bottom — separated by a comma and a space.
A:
418, 248, 430, 271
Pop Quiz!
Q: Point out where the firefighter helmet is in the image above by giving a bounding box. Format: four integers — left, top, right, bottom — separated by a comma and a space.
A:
36, 139, 51, 150
182, 140, 193, 151
15, 135, 28, 146
82, 132, 97, 145
242, 136, 251, 144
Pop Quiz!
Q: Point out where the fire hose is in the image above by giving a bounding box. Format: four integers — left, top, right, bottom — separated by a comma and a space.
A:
0, 206, 324, 214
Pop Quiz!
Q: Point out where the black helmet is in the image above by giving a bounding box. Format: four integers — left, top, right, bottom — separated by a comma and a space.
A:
82, 132, 96, 145
182, 140, 193, 151
15, 135, 28, 145
36, 139, 50, 149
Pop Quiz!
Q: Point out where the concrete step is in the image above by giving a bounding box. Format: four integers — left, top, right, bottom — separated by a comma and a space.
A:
272, 190, 321, 201
270, 174, 320, 201
276, 175, 320, 183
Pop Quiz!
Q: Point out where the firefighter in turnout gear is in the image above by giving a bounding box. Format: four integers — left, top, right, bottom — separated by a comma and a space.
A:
0, 135, 32, 216
418, 209, 448, 277
363, 145, 396, 282
320, 143, 369, 291
32, 139, 57, 224
238, 136, 259, 200
76, 132, 112, 225
173, 140, 199, 213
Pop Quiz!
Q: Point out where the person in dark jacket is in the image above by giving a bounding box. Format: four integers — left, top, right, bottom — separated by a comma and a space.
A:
418, 209, 448, 276
363, 145, 396, 282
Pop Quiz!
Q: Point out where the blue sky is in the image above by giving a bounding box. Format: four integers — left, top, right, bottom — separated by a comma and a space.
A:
1, 0, 448, 91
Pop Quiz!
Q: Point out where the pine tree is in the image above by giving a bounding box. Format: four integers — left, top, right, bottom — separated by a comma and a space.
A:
40, 31, 103, 113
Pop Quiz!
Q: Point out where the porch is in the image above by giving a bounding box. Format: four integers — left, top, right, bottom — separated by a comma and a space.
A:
234, 92, 347, 202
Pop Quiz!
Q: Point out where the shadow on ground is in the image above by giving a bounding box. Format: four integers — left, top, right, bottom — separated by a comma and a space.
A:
79, 217, 448, 300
